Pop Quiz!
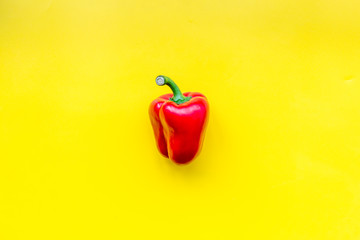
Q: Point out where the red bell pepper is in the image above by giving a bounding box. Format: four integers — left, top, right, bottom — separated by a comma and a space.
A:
149, 75, 209, 164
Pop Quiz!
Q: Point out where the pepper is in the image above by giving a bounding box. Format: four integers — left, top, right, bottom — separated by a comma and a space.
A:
149, 75, 209, 164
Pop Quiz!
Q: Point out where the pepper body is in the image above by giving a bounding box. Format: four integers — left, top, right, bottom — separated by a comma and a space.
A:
149, 76, 209, 164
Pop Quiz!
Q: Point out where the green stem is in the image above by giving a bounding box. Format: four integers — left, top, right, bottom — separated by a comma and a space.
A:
155, 75, 192, 104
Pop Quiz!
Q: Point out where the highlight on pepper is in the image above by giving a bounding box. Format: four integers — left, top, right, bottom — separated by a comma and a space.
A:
149, 75, 209, 164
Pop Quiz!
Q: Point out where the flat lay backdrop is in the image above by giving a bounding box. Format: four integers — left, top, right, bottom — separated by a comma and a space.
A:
1, 0, 360, 239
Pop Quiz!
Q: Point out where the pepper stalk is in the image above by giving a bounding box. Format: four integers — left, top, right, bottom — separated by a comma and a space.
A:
155, 75, 192, 104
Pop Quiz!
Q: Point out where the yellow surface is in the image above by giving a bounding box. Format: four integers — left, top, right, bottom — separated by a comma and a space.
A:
1, 0, 360, 239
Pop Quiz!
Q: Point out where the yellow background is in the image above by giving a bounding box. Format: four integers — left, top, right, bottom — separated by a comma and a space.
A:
1, 0, 360, 239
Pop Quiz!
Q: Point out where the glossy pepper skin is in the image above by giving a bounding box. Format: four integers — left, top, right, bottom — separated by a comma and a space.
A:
149, 75, 209, 164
